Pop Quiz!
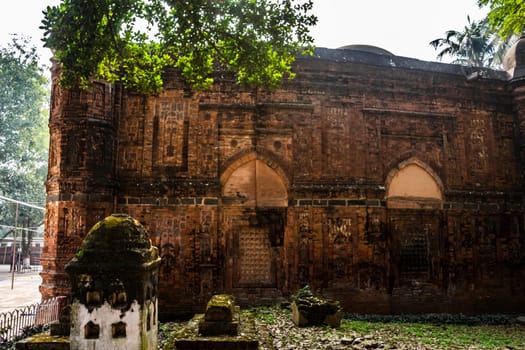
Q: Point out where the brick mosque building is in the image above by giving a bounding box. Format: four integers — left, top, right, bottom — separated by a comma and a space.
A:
40, 38, 525, 317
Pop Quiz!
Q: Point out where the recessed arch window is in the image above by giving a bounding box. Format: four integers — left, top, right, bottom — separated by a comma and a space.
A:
222, 158, 287, 207
385, 159, 443, 209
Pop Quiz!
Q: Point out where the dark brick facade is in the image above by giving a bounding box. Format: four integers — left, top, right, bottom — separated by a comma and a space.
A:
41, 42, 525, 317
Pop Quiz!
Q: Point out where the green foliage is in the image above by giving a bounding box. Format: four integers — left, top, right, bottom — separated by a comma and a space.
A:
251, 305, 288, 323
292, 284, 314, 300
341, 313, 524, 349
41, 0, 317, 93
341, 319, 525, 349
158, 323, 176, 349
429, 16, 517, 67
479, 0, 525, 39
253, 308, 276, 323
0, 36, 48, 241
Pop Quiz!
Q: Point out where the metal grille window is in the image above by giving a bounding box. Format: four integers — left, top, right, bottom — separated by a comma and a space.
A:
399, 231, 429, 278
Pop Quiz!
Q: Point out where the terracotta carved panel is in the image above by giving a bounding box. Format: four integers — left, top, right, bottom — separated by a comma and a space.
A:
154, 99, 189, 169
235, 228, 274, 286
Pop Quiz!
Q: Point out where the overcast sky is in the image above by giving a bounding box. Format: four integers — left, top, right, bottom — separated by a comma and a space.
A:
0, 0, 488, 68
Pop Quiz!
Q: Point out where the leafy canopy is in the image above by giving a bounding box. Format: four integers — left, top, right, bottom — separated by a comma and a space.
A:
41, 0, 317, 93
429, 16, 516, 68
478, 0, 525, 38
0, 36, 48, 233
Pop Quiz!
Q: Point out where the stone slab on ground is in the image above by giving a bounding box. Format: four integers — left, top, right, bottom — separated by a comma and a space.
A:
15, 332, 69, 350
175, 313, 258, 350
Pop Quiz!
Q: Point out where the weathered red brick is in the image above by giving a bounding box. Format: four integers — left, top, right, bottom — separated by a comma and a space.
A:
41, 45, 525, 316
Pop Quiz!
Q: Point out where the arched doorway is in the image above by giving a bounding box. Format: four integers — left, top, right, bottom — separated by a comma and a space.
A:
385, 159, 445, 300
220, 155, 288, 298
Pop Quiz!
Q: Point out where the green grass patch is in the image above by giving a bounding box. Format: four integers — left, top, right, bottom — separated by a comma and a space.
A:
251, 306, 291, 324
157, 307, 524, 350
340, 316, 525, 349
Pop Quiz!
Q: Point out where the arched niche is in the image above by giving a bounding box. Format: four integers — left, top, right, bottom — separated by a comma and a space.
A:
222, 157, 288, 207
385, 159, 443, 209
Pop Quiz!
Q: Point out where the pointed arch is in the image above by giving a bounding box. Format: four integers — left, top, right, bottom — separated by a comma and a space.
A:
220, 152, 289, 207
385, 158, 443, 209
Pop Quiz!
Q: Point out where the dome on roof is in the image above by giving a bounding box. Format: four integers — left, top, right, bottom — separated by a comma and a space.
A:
337, 44, 394, 56
503, 35, 525, 79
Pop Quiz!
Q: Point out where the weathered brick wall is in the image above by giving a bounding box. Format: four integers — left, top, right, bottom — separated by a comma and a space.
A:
42, 47, 525, 316
41, 62, 116, 299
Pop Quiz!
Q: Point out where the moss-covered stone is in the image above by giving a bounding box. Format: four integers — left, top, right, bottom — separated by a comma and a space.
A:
66, 214, 160, 273
65, 214, 161, 310
291, 286, 342, 328
204, 294, 236, 322
198, 294, 240, 336
175, 312, 258, 350
15, 332, 69, 350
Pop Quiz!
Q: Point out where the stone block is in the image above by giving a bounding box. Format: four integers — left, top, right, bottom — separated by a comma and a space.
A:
291, 286, 342, 328
198, 318, 239, 337
323, 309, 343, 328
204, 294, 236, 322
175, 313, 258, 350
49, 321, 70, 336
291, 302, 308, 326
199, 296, 240, 336
15, 332, 69, 350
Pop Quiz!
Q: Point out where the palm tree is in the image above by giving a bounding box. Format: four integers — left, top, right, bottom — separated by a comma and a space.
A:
430, 16, 517, 68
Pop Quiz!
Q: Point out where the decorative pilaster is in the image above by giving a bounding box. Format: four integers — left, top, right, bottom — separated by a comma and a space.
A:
40, 59, 117, 299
